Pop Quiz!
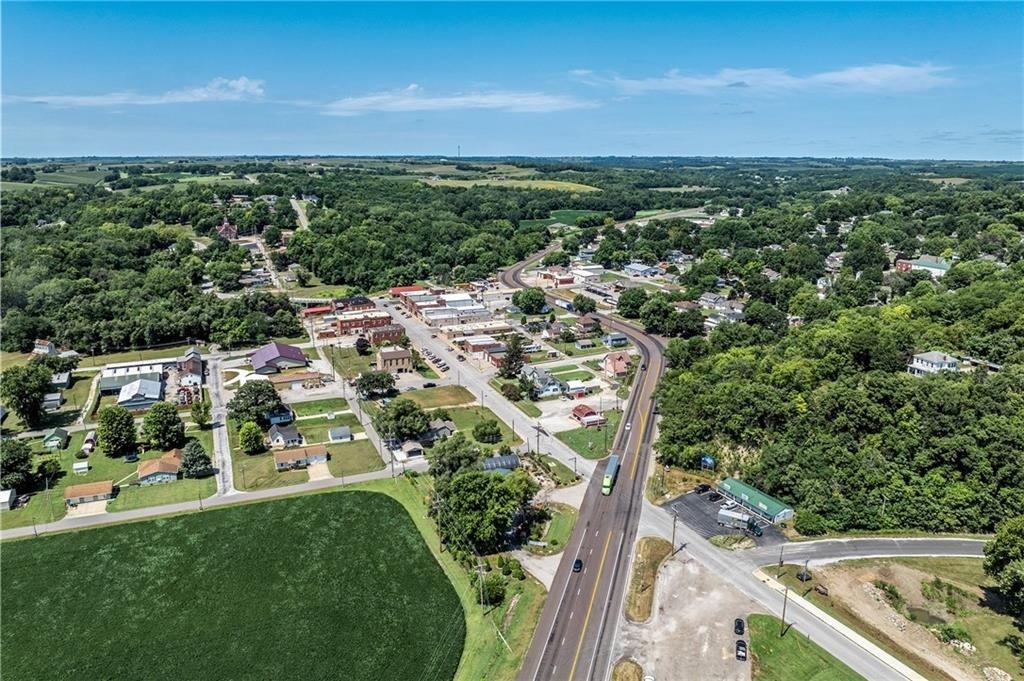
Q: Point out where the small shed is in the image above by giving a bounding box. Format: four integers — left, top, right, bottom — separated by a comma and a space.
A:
328, 426, 353, 442
73, 461, 90, 475
480, 455, 521, 472
0, 489, 14, 511
43, 392, 64, 412
42, 428, 69, 450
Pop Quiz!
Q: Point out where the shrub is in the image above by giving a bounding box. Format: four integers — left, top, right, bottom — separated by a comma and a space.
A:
873, 580, 905, 611
512, 568, 525, 581
794, 510, 829, 536
937, 623, 972, 643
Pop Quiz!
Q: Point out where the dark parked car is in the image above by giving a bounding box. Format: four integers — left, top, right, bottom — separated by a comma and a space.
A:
457, 355, 466, 361
423, 382, 437, 388
735, 640, 747, 661
707, 492, 723, 502
640, 363, 647, 370
572, 559, 584, 573
734, 618, 745, 636
695, 483, 711, 494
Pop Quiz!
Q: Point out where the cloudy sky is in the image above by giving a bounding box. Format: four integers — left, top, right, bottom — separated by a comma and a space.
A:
2, 2, 1021, 159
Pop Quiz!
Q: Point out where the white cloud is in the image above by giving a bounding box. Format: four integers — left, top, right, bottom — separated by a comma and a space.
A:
574, 64, 952, 95
5, 76, 265, 107
322, 84, 595, 116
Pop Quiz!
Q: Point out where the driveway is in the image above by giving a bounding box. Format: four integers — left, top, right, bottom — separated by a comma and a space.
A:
65, 500, 108, 518
307, 461, 332, 482
665, 490, 786, 548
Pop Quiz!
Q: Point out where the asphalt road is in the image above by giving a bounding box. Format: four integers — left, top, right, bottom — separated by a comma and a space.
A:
743, 536, 987, 566
502, 248, 666, 681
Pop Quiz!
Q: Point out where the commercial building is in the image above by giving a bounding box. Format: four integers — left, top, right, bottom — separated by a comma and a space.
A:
377, 347, 413, 373
716, 478, 794, 524
99, 363, 164, 393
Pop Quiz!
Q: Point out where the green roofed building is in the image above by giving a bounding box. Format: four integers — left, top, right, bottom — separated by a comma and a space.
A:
717, 478, 794, 524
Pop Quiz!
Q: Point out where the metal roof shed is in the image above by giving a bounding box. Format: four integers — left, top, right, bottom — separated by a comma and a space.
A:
717, 478, 794, 524
481, 455, 521, 471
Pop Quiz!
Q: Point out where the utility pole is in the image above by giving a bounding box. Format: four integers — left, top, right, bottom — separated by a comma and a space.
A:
32, 518, 38, 538
198, 491, 204, 510
778, 544, 785, 577
780, 585, 790, 637
671, 509, 678, 552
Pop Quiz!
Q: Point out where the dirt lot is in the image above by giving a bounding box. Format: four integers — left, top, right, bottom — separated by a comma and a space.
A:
807, 562, 1019, 681
614, 550, 758, 681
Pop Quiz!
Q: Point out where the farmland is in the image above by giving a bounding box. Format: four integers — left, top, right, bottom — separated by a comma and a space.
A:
424, 178, 601, 193
0, 491, 465, 681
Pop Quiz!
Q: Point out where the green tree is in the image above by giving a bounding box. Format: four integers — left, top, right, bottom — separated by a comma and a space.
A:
500, 382, 523, 402
190, 399, 211, 429
354, 337, 371, 355
180, 439, 213, 478
239, 421, 265, 455
428, 432, 481, 483
498, 334, 526, 379
263, 225, 282, 247
97, 406, 137, 458
572, 294, 597, 315
996, 559, 1024, 617
0, 438, 33, 491
473, 420, 502, 444
479, 573, 507, 606
0, 364, 52, 428
226, 380, 282, 428
142, 401, 186, 450
639, 296, 674, 334
985, 516, 1024, 580
617, 287, 648, 318
356, 371, 395, 397
373, 399, 430, 441
512, 287, 547, 315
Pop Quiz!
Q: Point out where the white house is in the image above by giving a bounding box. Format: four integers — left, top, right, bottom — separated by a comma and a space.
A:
268, 424, 303, 449
907, 351, 959, 376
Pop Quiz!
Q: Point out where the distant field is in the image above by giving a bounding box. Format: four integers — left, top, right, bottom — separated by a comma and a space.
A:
424, 178, 601, 193
925, 177, 971, 185
0, 492, 465, 681
33, 169, 107, 186
650, 185, 716, 193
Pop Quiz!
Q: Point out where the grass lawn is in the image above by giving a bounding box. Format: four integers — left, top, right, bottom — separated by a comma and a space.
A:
548, 369, 593, 382
288, 397, 351, 417
0, 351, 34, 367
78, 342, 208, 369
403, 384, 475, 409
326, 440, 385, 477
329, 345, 374, 379
418, 365, 440, 379
520, 210, 606, 229
625, 537, 673, 622
548, 341, 612, 357
272, 332, 310, 344
749, 614, 864, 681
1, 492, 465, 681
232, 450, 308, 491
528, 502, 577, 555
488, 378, 543, 417
447, 407, 522, 450
425, 178, 601, 193
538, 455, 579, 486
108, 476, 216, 512
555, 409, 622, 459
296, 413, 363, 444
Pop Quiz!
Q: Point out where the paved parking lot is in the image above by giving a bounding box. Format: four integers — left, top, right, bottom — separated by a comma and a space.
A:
665, 491, 786, 548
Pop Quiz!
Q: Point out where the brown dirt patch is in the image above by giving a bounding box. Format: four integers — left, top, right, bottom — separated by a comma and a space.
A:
612, 658, 643, 681
626, 537, 673, 623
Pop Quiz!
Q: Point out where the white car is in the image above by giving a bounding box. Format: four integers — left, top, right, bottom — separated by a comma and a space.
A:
624, 422, 632, 431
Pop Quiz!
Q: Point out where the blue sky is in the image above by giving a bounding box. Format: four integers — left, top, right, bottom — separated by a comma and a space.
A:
2, 2, 1022, 159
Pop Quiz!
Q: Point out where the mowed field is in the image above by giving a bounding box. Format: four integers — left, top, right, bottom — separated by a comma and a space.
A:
1, 492, 465, 681
423, 178, 601, 192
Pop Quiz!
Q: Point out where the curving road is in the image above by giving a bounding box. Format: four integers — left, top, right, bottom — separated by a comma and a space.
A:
501, 247, 666, 681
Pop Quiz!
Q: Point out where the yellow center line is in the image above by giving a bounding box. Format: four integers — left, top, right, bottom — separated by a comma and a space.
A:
568, 531, 614, 681
630, 407, 648, 481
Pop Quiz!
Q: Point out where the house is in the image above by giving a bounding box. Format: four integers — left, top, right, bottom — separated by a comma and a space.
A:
177, 347, 204, 386
575, 314, 601, 336
43, 392, 63, 412
273, 444, 328, 471
64, 480, 114, 506
400, 440, 424, 459
301, 193, 321, 206
0, 489, 14, 511
138, 450, 183, 485
42, 427, 68, 449
521, 366, 565, 398
250, 342, 308, 374
117, 379, 163, 410
367, 324, 406, 345
428, 419, 457, 441
698, 292, 728, 310
565, 380, 589, 398
328, 426, 353, 442
216, 219, 238, 241
377, 347, 413, 373
50, 372, 71, 390
265, 404, 295, 426
603, 352, 631, 378
704, 310, 746, 333
602, 332, 628, 348
761, 267, 782, 283
675, 300, 701, 312
824, 251, 846, 273
624, 263, 661, 278
571, 403, 607, 427
268, 424, 303, 449
575, 338, 595, 350
542, 321, 568, 340
908, 351, 960, 376
895, 255, 952, 278
33, 339, 57, 356
82, 430, 98, 453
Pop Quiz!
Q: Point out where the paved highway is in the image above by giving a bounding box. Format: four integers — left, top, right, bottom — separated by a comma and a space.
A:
502, 248, 666, 681
743, 536, 986, 566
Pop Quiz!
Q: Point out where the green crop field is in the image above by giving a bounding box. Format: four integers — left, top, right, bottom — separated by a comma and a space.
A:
0, 492, 465, 681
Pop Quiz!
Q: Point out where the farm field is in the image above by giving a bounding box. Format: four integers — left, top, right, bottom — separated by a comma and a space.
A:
748, 614, 863, 681
0, 492, 465, 681
424, 178, 601, 193
555, 408, 622, 459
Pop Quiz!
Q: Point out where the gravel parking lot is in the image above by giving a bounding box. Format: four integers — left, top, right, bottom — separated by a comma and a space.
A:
665, 491, 786, 548
614, 552, 758, 681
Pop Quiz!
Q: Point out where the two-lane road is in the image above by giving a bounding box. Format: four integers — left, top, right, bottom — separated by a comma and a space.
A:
501, 249, 666, 681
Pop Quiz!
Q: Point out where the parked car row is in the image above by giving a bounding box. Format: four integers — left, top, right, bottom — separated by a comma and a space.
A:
734, 618, 747, 661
